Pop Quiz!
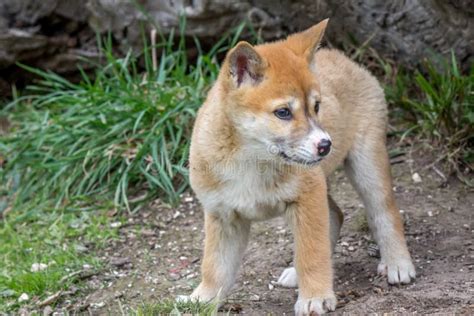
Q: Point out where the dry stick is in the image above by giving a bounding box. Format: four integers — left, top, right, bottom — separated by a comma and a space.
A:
151, 28, 158, 72
431, 165, 447, 182
38, 290, 62, 307
59, 270, 84, 283
59, 269, 97, 284
117, 299, 126, 316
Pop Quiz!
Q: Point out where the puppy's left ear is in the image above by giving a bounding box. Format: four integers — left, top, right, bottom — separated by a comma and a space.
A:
287, 19, 329, 65
226, 41, 266, 88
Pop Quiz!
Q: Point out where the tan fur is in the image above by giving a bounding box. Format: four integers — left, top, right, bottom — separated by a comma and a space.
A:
186, 19, 415, 315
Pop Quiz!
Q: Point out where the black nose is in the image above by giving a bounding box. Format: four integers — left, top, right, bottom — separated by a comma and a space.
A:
317, 139, 332, 157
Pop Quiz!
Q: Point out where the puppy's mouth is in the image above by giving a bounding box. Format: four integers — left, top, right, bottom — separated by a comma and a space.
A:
278, 151, 322, 166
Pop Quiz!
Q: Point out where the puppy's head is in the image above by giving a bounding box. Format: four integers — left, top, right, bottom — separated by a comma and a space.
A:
220, 19, 332, 165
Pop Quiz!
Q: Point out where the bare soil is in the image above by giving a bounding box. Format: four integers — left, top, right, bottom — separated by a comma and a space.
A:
60, 148, 473, 315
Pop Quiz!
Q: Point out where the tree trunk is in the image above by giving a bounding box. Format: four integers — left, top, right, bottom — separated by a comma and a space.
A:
0, 0, 472, 94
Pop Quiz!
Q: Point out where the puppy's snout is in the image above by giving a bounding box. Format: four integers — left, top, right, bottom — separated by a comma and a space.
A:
316, 139, 332, 157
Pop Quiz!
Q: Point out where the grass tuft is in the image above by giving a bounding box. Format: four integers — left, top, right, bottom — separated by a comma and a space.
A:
385, 53, 473, 182
0, 208, 120, 312
1, 25, 246, 212
136, 299, 218, 316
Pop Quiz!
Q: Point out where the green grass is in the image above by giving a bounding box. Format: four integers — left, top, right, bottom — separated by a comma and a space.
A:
136, 299, 218, 316
0, 24, 246, 213
385, 53, 473, 180
336, 40, 472, 180
0, 208, 122, 312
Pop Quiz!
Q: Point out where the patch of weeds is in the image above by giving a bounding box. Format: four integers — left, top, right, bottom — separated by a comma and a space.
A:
1, 22, 248, 212
343, 38, 473, 181
136, 298, 218, 316
0, 208, 122, 312
385, 53, 473, 182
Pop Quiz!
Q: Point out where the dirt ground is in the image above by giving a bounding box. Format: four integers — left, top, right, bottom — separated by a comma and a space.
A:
60, 147, 473, 315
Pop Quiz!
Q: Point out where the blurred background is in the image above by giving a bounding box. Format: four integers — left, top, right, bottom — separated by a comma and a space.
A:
1, 0, 473, 93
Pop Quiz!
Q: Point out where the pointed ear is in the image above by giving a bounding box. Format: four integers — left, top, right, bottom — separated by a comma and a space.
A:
287, 19, 329, 64
226, 41, 266, 88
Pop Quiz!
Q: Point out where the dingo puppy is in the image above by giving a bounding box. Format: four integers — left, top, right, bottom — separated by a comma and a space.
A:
184, 19, 415, 315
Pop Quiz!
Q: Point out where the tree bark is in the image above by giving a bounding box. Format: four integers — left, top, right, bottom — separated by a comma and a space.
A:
0, 0, 472, 94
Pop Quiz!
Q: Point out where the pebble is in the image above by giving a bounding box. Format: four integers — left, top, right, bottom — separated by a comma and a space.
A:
412, 172, 422, 183
31, 263, 48, 272
250, 294, 260, 301
92, 302, 105, 308
169, 272, 180, 280
18, 293, 29, 302
110, 222, 121, 228
43, 305, 53, 316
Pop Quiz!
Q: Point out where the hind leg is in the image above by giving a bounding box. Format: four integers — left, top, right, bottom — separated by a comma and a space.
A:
345, 136, 415, 284
277, 194, 343, 288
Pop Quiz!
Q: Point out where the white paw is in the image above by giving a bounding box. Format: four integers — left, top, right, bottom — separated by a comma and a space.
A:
177, 284, 222, 304
377, 258, 416, 284
295, 294, 337, 315
277, 267, 298, 288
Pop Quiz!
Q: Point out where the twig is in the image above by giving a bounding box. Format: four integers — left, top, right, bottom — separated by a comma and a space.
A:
38, 290, 62, 307
151, 28, 157, 72
431, 165, 447, 182
118, 299, 126, 316
59, 270, 84, 283
59, 269, 97, 283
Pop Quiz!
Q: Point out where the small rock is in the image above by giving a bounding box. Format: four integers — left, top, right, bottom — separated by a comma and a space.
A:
427, 211, 433, 217
250, 294, 260, 301
75, 244, 88, 253
110, 257, 131, 267
18, 293, 29, 302
412, 172, 422, 183
42, 305, 53, 316
110, 221, 122, 228
31, 263, 48, 272
367, 244, 380, 258
268, 283, 274, 290
169, 272, 180, 281
141, 229, 155, 237
91, 301, 105, 308
348, 246, 355, 252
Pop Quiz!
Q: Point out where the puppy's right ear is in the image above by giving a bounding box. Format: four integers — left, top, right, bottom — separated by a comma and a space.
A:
226, 41, 266, 88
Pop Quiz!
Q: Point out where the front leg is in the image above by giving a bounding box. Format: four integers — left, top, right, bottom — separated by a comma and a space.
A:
289, 173, 336, 315
189, 212, 250, 303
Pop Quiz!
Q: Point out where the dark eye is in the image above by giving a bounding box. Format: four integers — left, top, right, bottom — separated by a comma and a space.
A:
274, 108, 292, 120
314, 100, 320, 114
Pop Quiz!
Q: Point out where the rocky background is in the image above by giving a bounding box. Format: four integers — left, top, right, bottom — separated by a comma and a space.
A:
1, 0, 473, 94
